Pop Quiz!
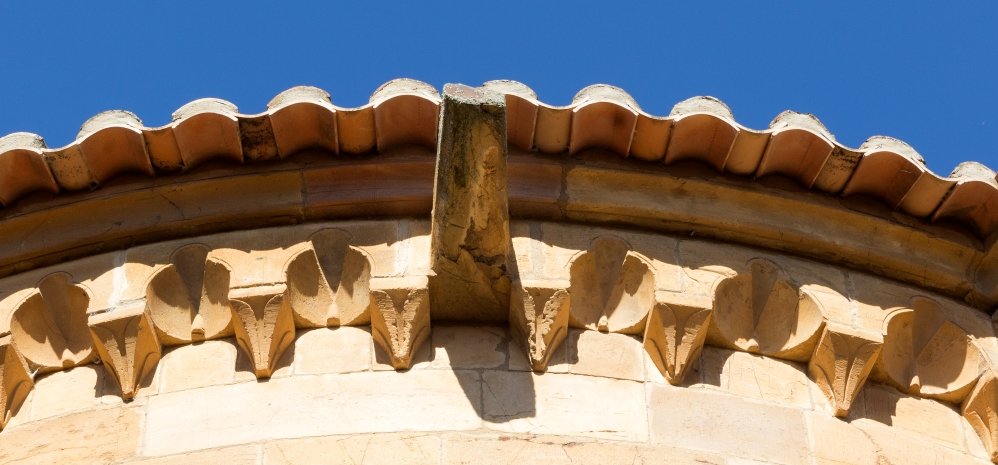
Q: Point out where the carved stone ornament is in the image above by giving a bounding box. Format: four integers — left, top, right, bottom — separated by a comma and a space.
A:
712, 258, 824, 361
88, 304, 162, 400
230, 285, 296, 379
285, 229, 372, 328
569, 236, 655, 334
0, 335, 32, 429
964, 371, 998, 463
879, 296, 982, 402
644, 300, 712, 385
509, 280, 570, 372
10, 273, 95, 373
808, 324, 882, 417
146, 244, 233, 345
370, 278, 430, 370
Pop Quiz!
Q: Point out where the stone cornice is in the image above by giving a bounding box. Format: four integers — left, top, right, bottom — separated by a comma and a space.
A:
1, 83, 997, 461
0, 80, 995, 311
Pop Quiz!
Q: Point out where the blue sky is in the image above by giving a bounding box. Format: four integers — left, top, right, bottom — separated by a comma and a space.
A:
1, 2, 995, 174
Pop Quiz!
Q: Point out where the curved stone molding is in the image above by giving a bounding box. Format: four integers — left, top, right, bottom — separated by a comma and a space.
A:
285, 229, 372, 328
964, 372, 998, 462
0, 335, 31, 429
9, 273, 94, 373
509, 280, 571, 371
1, 81, 992, 239
711, 259, 824, 361
370, 278, 430, 370
643, 299, 713, 385
230, 286, 296, 379
878, 296, 983, 402
88, 305, 161, 400
146, 244, 233, 345
808, 324, 883, 417
568, 237, 655, 334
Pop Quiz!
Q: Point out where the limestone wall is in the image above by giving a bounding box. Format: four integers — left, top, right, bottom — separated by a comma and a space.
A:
0, 324, 990, 465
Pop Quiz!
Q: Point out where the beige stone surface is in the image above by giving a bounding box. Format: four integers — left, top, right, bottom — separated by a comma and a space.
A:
158, 339, 238, 393
442, 433, 727, 465
482, 371, 647, 441
700, 347, 813, 409
144, 370, 482, 455
551, 329, 644, 381
265, 433, 440, 465
805, 412, 879, 465
430, 324, 507, 369
649, 385, 809, 465
28, 365, 104, 421
855, 382, 966, 449
128, 445, 259, 465
857, 420, 990, 465
508, 334, 568, 373
0, 406, 139, 465
294, 326, 372, 375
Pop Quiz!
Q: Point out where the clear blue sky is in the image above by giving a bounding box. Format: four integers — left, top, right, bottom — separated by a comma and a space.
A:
1, 2, 995, 174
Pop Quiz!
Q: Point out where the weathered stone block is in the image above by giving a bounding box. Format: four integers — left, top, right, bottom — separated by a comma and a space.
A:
144, 371, 482, 455
648, 385, 809, 465
430, 325, 506, 369
265, 433, 441, 465
482, 371, 647, 441
294, 326, 372, 375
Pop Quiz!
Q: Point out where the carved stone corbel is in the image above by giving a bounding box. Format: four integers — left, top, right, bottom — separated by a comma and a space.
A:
10, 273, 95, 373
643, 298, 712, 385
808, 323, 882, 417
285, 229, 372, 328
879, 296, 981, 402
963, 371, 998, 463
569, 236, 655, 334
370, 277, 430, 370
509, 280, 570, 372
146, 244, 233, 345
88, 305, 162, 401
229, 285, 296, 379
0, 335, 32, 429
711, 258, 824, 361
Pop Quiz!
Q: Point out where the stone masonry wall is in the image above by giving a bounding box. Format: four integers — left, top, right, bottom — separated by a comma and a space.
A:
0, 324, 990, 465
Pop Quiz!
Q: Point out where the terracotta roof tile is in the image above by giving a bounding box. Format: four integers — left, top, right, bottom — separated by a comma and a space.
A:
0, 79, 995, 239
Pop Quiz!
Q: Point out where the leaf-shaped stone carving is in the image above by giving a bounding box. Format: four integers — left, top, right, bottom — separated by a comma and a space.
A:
286, 229, 372, 328
88, 305, 161, 400
10, 273, 94, 373
509, 281, 570, 371
880, 296, 981, 402
0, 335, 32, 429
712, 259, 824, 360
370, 284, 430, 370
963, 371, 998, 463
569, 236, 655, 334
808, 324, 882, 417
644, 301, 712, 385
230, 287, 296, 379
146, 244, 232, 345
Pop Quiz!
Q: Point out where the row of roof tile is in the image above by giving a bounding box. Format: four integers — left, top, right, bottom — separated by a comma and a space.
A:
1, 79, 995, 238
